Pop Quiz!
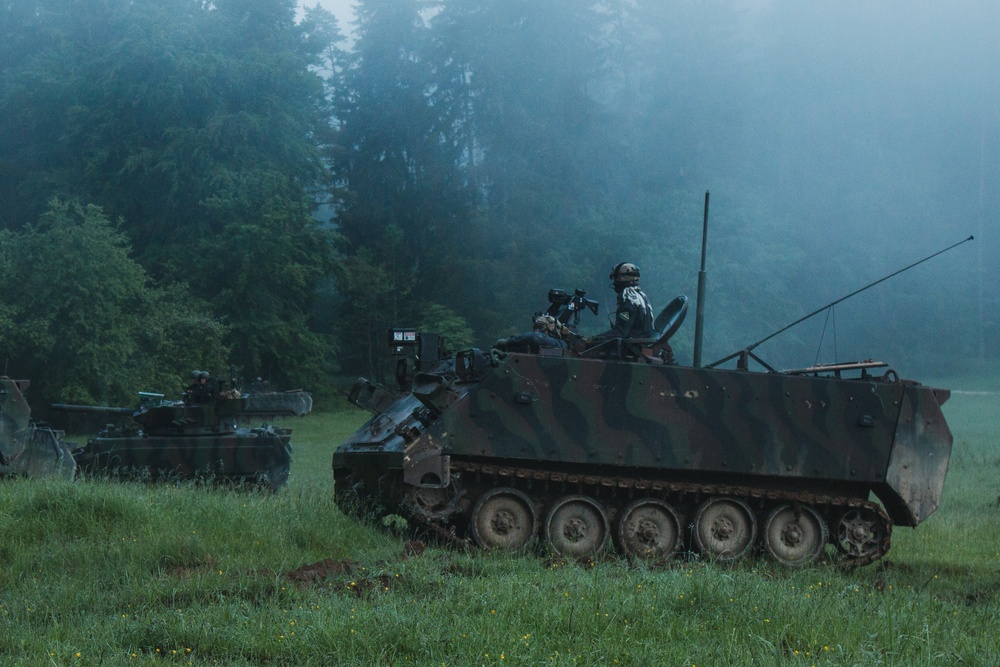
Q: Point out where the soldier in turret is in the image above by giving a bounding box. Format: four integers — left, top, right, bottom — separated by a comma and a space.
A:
601, 262, 654, 339
196, 371, 215, 403
183, 370, 216, 405
494, 314, 570, 353
183, 370, 202, 404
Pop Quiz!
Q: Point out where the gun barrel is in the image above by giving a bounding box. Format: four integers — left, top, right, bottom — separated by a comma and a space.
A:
50, 404, 134, 415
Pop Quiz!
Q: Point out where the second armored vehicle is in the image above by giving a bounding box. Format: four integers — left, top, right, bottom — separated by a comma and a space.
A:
58, 378, 311, 490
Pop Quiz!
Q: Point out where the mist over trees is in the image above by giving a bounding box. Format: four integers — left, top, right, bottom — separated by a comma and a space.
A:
2, 0, 340, 404
1, 0, 996, 407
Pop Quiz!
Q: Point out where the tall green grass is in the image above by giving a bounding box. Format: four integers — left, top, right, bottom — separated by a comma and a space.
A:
1, 387, 998, 666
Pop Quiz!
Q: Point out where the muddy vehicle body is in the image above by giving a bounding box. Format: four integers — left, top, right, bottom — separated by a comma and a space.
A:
58, 382, 311, 490
334, 290, 952, 566
0, 377, 77, 479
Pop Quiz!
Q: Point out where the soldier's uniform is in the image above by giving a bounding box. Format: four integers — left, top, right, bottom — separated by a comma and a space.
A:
610, 285, 654, 339
599, 262, 654, 339
183, 370, 202, 404
494, 315, 570, 353
196, 372, 215, 403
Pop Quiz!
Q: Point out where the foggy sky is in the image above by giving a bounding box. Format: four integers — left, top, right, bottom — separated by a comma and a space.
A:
303, 0, 355, 34
296, 0, 998, 374
610, 1, 999, 373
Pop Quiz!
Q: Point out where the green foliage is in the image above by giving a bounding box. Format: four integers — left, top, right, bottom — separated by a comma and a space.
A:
419, 303, 475, 351
330, 0, 476, 372
0, 200, 229, 406
1, 0, 342, 394
134, 283, 233, 398
1, 0, 992, 395
421, 0, 614, 339
332, 243, 413, 381
197, 168, 340, 391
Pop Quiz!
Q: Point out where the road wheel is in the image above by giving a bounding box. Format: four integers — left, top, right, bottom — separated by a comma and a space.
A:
470, 487, 537, 550
692, 497, 756, 562
615, 498, 681, 559
545, 495, 609, 559
763, 504, 828, 566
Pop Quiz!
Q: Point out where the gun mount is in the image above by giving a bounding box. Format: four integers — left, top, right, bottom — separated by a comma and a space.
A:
545, 288, 599, 328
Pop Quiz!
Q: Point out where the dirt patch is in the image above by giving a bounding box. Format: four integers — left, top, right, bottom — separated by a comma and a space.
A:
403, 540, 426, 559
283, 543, 430, 595
338, 573, 395, 597
284, 558, 358, 586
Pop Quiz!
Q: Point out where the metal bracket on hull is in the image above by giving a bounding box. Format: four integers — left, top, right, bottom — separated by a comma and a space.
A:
403, 445, 451, 489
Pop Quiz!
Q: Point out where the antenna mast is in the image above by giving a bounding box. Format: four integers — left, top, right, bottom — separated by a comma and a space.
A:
692, 191, 710, 367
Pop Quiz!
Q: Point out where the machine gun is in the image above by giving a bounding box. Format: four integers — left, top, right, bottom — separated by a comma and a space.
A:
544, 289, 599, 328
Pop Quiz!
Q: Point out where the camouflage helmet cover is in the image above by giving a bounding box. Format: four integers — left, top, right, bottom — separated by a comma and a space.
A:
610, 262, 641, 287
533, 314, 565, 338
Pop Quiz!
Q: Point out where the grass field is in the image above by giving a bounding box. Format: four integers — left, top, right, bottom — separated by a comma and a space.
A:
1, 375, 998, 666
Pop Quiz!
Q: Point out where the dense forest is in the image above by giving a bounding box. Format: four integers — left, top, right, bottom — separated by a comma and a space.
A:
1, 0, 996, 408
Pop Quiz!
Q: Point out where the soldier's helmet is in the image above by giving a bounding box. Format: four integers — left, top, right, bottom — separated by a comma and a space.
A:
198, 371, 210, 381
190, 370, 201, 380
533, 314, 565, 338
610, 262, 641, 287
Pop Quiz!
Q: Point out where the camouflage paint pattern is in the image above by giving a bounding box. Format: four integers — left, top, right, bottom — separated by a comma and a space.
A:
73, 428, 291, 489
433, 353, 951, 526
131, 398, 249, 435
64, 394, 303, 490
335, 350, 952, 529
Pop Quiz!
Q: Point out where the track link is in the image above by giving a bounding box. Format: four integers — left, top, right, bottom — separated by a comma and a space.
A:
405, 459, 892, 567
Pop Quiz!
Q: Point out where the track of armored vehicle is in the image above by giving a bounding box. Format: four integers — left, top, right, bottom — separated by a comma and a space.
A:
334, 297, 953, 567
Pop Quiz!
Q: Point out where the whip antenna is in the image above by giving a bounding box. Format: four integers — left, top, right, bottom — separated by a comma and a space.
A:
707, 235, 974, 368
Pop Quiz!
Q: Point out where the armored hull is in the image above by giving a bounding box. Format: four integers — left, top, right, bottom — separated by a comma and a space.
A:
73, 429, 292, 490
334, 347, 952, 566
62, 390, 309, 490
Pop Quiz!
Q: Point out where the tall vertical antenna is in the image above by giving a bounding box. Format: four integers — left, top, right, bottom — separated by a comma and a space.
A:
693, 191, 710, 367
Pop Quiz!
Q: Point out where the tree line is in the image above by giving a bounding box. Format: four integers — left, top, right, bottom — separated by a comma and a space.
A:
1, 0, 991, 408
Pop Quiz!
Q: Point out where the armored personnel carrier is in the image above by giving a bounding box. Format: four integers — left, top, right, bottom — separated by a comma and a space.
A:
334, 285, 953, 566
57, 378, 311, 490
0, 377, 77, 479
